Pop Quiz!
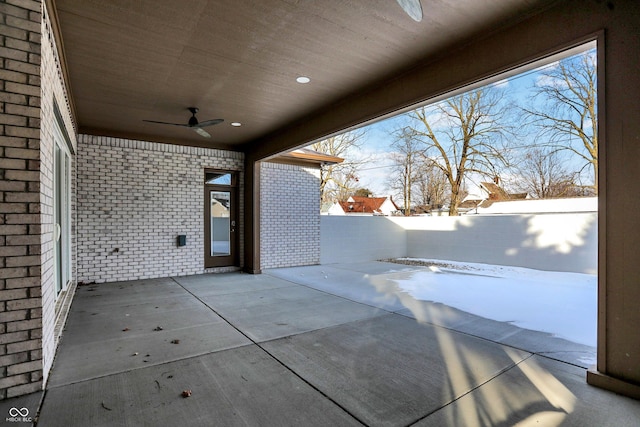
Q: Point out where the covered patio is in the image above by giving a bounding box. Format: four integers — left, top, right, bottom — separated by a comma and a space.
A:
2, 0, 640, 413
31, 262, 640, 426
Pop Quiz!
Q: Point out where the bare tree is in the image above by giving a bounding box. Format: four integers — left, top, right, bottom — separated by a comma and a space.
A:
388, 127, 423, 215
408, 87, 514, 215
334, 171, 362, 202
514, 148, 584, 198
524, 49, 597, 193
414, 160, 449, 209
310, 130, 367, 203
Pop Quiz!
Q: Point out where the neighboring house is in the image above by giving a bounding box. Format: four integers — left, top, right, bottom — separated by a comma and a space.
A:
325, 202, 347, 215
211, 198, 229, 217
428, 206, 452, 216
460, 180, 529, 214
466, 196, 598, 215
461, 179, 597, 215
480, 181, 528, 201
330, 196, 399, 216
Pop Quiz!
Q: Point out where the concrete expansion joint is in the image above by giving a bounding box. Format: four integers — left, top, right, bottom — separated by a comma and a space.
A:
169, 277, 369, 426
534, 350, 597, 370
407, 353, 536, 427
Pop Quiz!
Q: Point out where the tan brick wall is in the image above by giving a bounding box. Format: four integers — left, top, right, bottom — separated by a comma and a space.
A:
0, 0, 44, 399
1, 0, 76, 399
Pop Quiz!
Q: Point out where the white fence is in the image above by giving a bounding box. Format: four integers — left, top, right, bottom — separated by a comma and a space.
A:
319, 216, 406, 264
321, 213, 597, 274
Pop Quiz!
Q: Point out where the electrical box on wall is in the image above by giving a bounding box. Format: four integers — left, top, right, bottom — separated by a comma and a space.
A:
177, 235, 186, 247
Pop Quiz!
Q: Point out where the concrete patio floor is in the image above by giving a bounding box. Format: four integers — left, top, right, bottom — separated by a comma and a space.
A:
22, 262, 640, 425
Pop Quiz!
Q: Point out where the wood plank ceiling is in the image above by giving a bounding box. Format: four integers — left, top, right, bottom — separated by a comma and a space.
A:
54, 0, 556, 150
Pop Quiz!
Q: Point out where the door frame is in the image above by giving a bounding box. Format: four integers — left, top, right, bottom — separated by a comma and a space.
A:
204, 170, 239, 268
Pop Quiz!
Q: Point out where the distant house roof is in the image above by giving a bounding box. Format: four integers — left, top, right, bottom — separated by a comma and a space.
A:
339, 196, 399, 215
480, 182, 528, 201
458, 199, 482, 210
320, 202, 334, 213
467, 196, 597, 215
458, 181, 529, 213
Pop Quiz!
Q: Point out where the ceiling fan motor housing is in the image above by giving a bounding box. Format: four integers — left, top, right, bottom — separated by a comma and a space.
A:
188, 107, 199, 126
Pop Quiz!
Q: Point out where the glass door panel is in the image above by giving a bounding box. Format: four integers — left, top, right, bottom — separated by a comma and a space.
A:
53, 131, 71, 295
204, 171, 238, 268
210, 191, 231, 256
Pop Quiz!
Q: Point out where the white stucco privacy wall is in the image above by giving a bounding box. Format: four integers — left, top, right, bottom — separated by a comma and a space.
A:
320, 213, 597, 274
400, 214, 597, 274
320, 216, 407, 264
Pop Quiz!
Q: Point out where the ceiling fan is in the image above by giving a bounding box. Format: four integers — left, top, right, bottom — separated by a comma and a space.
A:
143, 107, 223, 138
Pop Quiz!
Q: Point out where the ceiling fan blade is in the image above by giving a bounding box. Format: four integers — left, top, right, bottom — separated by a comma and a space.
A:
397, 0, 423, 22
194, 118, 224, 128
142, 119, 188, 127
193, 127, 211, 138
144, 108, 221, 138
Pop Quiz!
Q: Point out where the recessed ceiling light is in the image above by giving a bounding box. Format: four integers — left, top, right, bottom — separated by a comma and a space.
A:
231, 122, 242, 127
296, 76, 311, 84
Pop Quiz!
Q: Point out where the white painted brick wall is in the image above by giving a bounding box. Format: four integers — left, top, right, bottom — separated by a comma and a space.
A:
76, 135, 244, 283
259, 161, 320, 269
40, 0, 79, 389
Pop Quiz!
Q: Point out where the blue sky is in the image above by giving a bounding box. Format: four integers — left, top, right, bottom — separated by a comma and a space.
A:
345, 49, 596, 198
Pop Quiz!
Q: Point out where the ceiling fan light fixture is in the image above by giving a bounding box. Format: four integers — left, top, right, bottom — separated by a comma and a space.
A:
231, 122, 242, 127
296, 76, 311, 84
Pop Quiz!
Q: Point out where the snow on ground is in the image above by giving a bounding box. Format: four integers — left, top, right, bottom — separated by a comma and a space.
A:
390, 258, 597, 348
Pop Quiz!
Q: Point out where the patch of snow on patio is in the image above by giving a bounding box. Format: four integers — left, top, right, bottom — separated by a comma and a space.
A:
390, 258, 597, 347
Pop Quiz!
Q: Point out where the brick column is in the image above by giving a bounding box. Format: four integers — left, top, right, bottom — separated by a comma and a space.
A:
0, 0, 43, 399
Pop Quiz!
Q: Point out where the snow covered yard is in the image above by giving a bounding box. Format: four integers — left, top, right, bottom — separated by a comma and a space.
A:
388, 258, 597, 348
268, 259, 597, 367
